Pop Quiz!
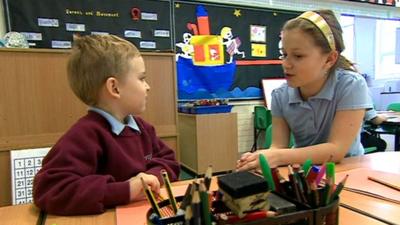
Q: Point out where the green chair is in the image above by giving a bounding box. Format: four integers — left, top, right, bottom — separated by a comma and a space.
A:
387, 103, 400, 112
254, 106, 271, 130
364, 146, 378, 154
252, 106, 272, 151
263, 124, 295, 149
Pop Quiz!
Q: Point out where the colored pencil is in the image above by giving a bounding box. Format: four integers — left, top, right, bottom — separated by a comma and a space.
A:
161, 170, 178, 214
204, 165, 213, 191
140, 177, 161, 217
368, 176, 400, 192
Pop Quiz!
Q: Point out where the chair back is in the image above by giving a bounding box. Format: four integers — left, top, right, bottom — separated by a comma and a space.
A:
263, 124, 295, 149
254, 106, 271, 130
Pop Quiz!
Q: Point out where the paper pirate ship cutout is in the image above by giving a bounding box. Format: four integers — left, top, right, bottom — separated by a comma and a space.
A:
176, 5, 243, 97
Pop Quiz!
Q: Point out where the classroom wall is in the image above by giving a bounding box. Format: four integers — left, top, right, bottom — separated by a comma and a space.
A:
0, 0, 398, 163
1, 0, 399, 38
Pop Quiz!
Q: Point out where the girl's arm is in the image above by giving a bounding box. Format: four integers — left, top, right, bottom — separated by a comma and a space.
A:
237, 109, 365, 170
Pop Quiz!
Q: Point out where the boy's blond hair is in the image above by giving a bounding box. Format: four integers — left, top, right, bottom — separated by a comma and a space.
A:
67, 34, 141, 106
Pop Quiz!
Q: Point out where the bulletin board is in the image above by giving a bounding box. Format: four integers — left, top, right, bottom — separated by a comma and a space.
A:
3, 0, 173, 51
174, 1, 299, 100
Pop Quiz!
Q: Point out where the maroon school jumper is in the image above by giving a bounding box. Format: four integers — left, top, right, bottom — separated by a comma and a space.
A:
33, 111, 180, 215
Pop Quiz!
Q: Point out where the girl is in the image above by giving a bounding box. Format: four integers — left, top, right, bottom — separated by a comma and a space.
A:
237, 10, 372, 170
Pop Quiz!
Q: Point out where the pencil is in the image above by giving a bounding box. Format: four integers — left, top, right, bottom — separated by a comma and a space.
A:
185, 205, 192, 225
161, 170, 178, 214
177, 183, 193, 216
329, 174, 349, 203
140, 177, 162, 217
310, 182, 320, 207
199, 182, 212, 225
204, 165, 213, 191
288, 165, 302, 203
368, 176, 400, 192
191, 190, 202, 225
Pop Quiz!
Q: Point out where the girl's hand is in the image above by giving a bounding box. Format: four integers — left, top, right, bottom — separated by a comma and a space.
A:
236, 151, 261, 171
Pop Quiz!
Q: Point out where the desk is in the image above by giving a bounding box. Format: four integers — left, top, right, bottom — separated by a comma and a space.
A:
336, 152, 400, 225
1, 152, 399, 225
370, 111, 400, 151
0, 203, 41, 225
44, 209, 115, 225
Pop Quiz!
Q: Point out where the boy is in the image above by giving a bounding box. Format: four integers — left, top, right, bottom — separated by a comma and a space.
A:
33, 35, 180, 215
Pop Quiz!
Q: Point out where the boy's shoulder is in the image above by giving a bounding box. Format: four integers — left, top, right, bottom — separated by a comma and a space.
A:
132, 116, 154, 131
68, 111, 109, 134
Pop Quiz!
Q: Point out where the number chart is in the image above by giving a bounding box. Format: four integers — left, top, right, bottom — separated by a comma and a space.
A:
10, 147, 51, 205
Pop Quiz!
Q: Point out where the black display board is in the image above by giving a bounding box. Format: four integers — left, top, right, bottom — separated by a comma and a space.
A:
174, 1, 299, 100
3, 0, 173, 51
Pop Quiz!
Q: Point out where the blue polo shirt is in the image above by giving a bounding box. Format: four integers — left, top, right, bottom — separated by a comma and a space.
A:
89, 107, 140, 135
271, 69, 372, 156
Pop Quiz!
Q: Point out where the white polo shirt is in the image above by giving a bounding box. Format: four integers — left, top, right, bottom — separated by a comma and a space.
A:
271, 68, 373, 156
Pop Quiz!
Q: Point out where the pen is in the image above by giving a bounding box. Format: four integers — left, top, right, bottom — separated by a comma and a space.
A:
306, 166, 320, 184
315, 155, 333, 185
259, 154, 276, 191
315, 165, 325, 186
161, 170, 178, 214
326, 162, 335, 184
302, 159, 313, 176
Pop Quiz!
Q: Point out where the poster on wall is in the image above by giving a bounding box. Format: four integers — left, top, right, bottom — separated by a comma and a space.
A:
174, 1, 299, 100
3, 0, 173, 51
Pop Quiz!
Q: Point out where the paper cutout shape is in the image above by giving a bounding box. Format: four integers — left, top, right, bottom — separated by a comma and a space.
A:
250, 25, 266, 42
251, 43, 266, 57
191, 35, 224, 66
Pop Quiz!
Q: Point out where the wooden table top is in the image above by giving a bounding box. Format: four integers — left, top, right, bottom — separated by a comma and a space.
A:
1, 152, 399, 225
0, 203, 41, 225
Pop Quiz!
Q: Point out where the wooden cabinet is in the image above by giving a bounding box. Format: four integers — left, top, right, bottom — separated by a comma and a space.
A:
178, 113, 238, 174
0, 49, 178, 206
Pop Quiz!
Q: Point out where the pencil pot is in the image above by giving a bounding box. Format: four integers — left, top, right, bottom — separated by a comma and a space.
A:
146, 194, 339, 225
146, 196, 185, 225
313, 198, 339, 225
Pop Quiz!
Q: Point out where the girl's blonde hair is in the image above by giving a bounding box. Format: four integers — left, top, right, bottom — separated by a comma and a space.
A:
67, 34, 140, 106
283, 9, 356, 73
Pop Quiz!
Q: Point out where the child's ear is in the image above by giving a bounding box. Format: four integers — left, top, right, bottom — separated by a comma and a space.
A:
325, 50, 339, 69
105, 77, 120, 98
